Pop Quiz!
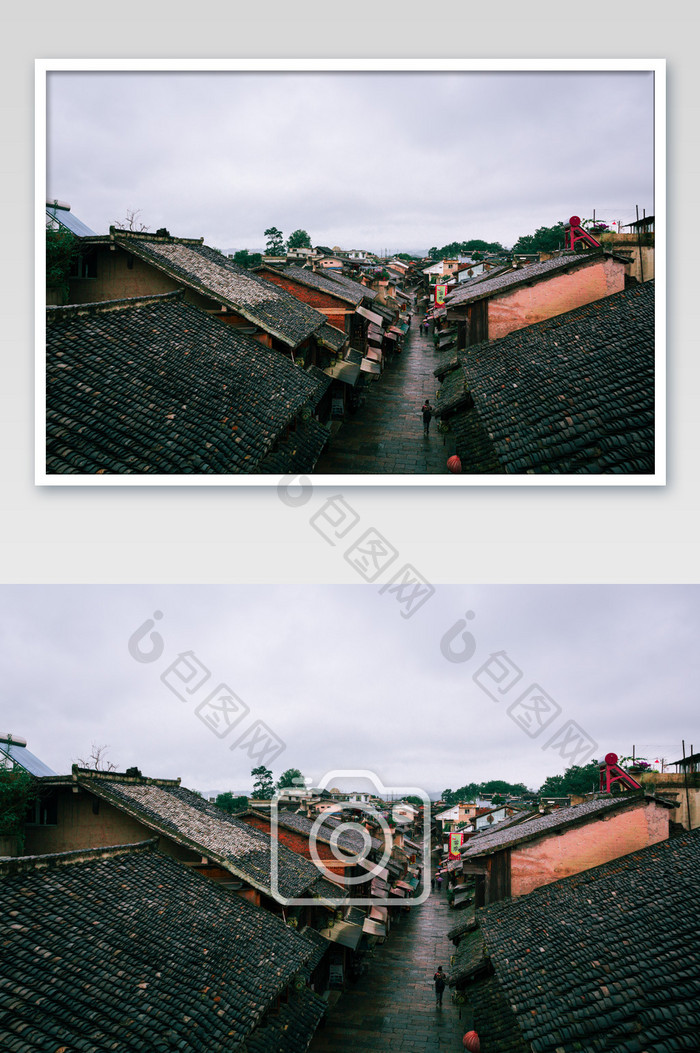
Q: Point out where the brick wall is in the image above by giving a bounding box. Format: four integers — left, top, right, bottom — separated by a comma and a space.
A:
241, 814, 348, 876
258, 269, 351, 332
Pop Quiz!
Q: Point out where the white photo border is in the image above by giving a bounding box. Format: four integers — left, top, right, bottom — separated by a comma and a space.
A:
36, 57, 666, 487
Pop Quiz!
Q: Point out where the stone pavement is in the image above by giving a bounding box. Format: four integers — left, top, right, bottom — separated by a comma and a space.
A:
314, 308, 457, 475
309, 890, 470, 1053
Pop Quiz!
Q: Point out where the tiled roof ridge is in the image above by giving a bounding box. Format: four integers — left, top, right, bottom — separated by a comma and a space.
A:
446, 249, 616, 307
463, 277, 654, 359
464, 792, 668, 858
109, 227, 204, 246
112, 236, 326, 348
75, 766, 181, 787
0, 838, 158, 878
46, 290, 183, 323
278, 265, 362, 304
78, 778, 260, 858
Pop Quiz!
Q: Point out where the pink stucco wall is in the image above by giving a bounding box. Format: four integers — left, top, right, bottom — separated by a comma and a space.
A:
487, 256, 626, 341
510, 800, 669, 897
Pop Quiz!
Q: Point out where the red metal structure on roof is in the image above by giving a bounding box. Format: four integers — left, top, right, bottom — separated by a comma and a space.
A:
566, 215, 602, 252
599, 752, 642, 793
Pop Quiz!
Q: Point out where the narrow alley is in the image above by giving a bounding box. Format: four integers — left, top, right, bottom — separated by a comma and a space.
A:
315, 306, 457, 475
309, 891, 470, 1053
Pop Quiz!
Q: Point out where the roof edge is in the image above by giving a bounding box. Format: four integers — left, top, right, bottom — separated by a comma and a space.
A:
0, 838, 158, 878
463, 793, 670, 859
47, 291, 183, 322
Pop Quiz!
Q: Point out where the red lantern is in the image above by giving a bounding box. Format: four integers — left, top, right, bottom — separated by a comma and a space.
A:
447, 455, 462, 474
463, 1031, 480, 1052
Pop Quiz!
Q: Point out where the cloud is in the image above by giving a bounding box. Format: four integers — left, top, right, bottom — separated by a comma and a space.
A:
45, 68, 655, 251
1, 584, 694, 795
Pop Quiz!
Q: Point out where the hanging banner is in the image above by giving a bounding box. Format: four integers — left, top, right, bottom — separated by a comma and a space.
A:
435, 283, 448, 307
448, 830, 464, 859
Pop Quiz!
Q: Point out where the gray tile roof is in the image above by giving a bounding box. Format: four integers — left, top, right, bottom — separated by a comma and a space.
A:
77, 774, 345, 903
256, 417, 329, 474
110, 233, 326, 348
446, 911, 477, 943
449, 927, 488, 986
324, 271, 378, 301
280, 266, 364, 306
445, 252, 610, 308
462, 795, 666, 858
265, 810, 375, 856
241, 986, 326, 1053
315, 322, 348, 352
435, 359, 473, 418
0, 841, 319, 1052
450, 280, 655, 475
471, 829, 700, 1053
46, 292, 326, 475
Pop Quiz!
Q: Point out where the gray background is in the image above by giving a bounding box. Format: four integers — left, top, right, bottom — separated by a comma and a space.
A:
3, 2, 694, 584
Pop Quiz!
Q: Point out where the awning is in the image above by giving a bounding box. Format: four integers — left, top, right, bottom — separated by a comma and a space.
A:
383, 331, 398, 341
359, 860, 389, 881
323, 361, 360, 386
395, 880, 414, 892
371, 878, 389, 896
389, 886, 406, 897
453, 886, 473, 906
404, 838, 421, 852
370, 905, 388, 923
319, 920, 363, 950
447, 858, 462, 872
357, 304, 384, 326
368, 325, 384, 344
366, 347, 382, 363
362, 919, 387, 937
360, 359, 381, 375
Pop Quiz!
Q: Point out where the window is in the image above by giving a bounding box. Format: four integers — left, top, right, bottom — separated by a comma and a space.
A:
25, 790, 58, 826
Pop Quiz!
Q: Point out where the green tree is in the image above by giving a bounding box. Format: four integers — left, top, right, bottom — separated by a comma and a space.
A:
216, 791, 248, 813
251, 765, 275, 800
0, 758, 36, 853
287, 229, 312, 250
512, 221, 566, 254
462, 239, 504, 253
264, 227, 285, 255
539, 762, 600, 797
46, 226, 79, 303
233, 249, 262, 270
277, 768, 304, 790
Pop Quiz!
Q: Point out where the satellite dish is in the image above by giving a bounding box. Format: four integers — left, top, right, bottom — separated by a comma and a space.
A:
604, 752, 618, 765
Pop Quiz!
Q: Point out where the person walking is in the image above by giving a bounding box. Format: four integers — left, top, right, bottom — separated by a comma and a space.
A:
421, 399, 433, 438
436, 873, 443, 892
433, 966, 447, 1008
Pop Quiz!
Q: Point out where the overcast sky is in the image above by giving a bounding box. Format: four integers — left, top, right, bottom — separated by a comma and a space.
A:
2, 585, 694, 797
45, 68, 655, 254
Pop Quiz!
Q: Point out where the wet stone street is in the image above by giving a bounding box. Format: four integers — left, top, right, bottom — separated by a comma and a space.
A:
314, 309, 457, 475
309, 890, 470, 1053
